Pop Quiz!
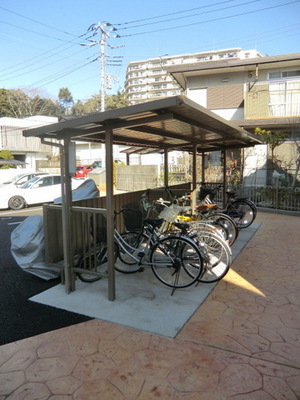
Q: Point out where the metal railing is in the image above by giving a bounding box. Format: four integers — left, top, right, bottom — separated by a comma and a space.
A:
197, 182, 300, 212
236, 186, 300, 212
43, 183, 192, 298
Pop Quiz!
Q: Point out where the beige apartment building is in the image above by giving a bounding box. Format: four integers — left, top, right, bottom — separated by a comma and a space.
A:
125, 48, 262, 105
167, 51, 300, 185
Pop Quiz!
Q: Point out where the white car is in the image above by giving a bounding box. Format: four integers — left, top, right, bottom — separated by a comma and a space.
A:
0, 172, 49, 189
0, 174, 84, 210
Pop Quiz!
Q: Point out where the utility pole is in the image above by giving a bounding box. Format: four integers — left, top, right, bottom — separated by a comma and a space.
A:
98, 22, 108, 112
82, 22, 121, 112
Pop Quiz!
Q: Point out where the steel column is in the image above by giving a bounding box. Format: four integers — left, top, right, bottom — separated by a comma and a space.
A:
105, 128, 116, 300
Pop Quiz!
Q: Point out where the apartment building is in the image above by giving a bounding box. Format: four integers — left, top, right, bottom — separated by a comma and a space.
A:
125, 48, 262, 105
167, 51, 300, 185
0, 116, 58, 168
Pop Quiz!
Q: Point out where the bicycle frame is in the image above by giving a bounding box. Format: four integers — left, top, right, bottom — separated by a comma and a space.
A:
114, 219, 177, 267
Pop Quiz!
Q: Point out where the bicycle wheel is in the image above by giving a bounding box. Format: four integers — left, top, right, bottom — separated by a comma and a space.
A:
226, 200, 256, 229
116, 231, 148, 273
188, 221, 225, 240
205, 212, 238, 246
76, 243, 116, 283
150, 235, 203, 289
194, 231, 232, 283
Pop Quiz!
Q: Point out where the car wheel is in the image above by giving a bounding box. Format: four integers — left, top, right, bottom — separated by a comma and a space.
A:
8, 196, 26, 210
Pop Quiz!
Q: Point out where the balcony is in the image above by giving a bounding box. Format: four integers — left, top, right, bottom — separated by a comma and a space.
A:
245, 82, 300, 119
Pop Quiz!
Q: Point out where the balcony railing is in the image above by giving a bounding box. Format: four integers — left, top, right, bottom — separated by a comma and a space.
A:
245, 84, 300, 119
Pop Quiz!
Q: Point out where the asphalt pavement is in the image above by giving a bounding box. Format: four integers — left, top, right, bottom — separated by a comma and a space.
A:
0, 215, 92, 346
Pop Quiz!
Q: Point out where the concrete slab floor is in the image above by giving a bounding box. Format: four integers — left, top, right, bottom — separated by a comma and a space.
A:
1, 211, 300, 399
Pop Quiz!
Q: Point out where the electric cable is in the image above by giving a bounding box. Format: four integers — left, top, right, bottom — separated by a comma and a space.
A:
113, 0, 238, 25
118, 0, 300, 38
0, 5, 80, 38
117, 0, 261, 31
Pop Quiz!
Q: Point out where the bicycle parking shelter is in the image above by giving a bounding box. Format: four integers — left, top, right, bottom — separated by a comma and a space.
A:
23, 95, 262, 300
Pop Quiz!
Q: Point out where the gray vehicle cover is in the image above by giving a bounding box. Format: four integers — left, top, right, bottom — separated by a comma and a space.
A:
10, 215, 61, 280
53, 178, 99, 203
11, 179, 100, 280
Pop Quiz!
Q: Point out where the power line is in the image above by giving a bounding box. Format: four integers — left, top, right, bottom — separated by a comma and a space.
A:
0, 5, 80, 38
208, 22, 300, 52
117, 0, 261, 31
119, 0, 300, 38
0, 43, 88, 79
1, 49, 97, 84
22, 58, 96, 90
0, 22, 95, 80
113, 0, 238, 26
0, 19, 79, 43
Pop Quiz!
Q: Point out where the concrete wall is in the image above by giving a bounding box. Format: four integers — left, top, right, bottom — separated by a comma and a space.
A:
116, 165, 159, 191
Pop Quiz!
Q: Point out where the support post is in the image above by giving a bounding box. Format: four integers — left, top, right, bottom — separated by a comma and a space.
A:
105, 128, 116, 301
191, 144, 198, 211
60, 139, 75, 293
222, 150, 227, 207
201, 153, 206, 183
164, 149, 168, 187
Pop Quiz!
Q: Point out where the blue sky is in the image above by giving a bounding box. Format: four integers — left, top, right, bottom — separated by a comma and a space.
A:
1, 0, 300, 103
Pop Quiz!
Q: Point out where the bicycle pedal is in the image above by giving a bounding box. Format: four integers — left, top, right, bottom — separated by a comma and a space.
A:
138, 267, 145, 272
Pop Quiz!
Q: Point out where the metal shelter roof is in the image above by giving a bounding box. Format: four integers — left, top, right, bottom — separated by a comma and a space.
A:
22, 95, 263, 302
23, 96, 262, 152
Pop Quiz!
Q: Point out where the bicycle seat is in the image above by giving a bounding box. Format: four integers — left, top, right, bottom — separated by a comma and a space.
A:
195, 204, 218, 212
173, 221, 189, 232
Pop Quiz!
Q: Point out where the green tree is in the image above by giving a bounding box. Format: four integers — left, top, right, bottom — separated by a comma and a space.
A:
72, 91, 129, 115
0, 88, 62, 117
254, 127, 288, 164
58, 88, 74, 114
72, 94, 101, 115
105, 91, 129, 110
0, 150, 14, 169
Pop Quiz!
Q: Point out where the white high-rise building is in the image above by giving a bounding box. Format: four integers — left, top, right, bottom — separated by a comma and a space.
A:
125, 48, 263, 105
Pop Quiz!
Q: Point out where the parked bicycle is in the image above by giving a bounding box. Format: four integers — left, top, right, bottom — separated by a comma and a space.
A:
76, 207, 204, 294
161, 186, 238, 246
199, 183, 257, 229
131, 190, 233, 283
119, 204, 232, 285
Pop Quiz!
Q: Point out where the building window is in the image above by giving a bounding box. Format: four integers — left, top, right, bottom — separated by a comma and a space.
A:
269, 81, 300, 116
282, 70, 300, 78
269, 70, 300, 80
269, 72, 281, 79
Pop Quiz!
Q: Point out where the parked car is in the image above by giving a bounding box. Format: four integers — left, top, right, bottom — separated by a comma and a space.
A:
0, 172, 49, 189
0, 174, 83, 210
75, 165, 93, 178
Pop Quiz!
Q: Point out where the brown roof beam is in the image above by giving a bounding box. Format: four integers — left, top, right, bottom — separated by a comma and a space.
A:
102, 112, 174, 130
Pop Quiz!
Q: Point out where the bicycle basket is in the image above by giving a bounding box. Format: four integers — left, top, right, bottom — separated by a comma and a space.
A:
122, 203, 146, 231
158, 204, 182, 222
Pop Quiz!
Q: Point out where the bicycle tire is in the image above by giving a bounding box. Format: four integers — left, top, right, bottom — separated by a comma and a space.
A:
193, 231, 232, 283
226, 200, 256, 229
243, 198, 258, 219
205, 212, 238, 246
76, 243, 117, 283
150, 235, 203, 289
116, 231, 148, 273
